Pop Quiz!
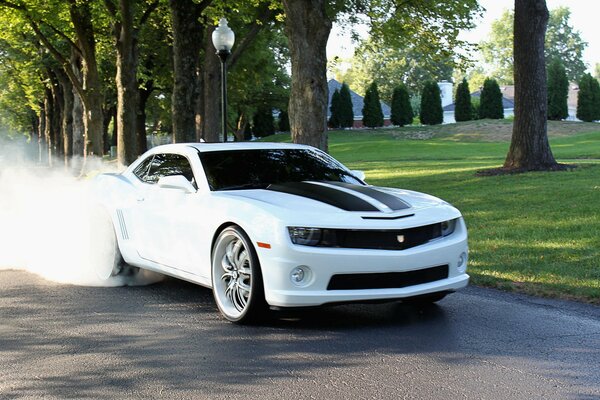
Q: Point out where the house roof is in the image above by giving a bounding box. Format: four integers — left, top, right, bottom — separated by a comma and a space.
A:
443, 90, 515, 112
327, 79, 391, 119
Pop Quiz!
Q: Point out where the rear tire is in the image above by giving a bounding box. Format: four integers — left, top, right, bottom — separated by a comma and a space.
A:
211, 225, 267, 323
89, 208, 134, 281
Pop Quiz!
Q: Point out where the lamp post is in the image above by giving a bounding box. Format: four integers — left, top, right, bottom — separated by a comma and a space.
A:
212, 18, 235, 142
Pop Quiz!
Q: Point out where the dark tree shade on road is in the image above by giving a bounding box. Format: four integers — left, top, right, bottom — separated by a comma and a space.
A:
504, 0, 560, 171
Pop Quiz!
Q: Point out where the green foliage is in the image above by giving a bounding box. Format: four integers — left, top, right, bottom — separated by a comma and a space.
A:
329, 88, 341, 128
278, 110, 289, 132
454, 78, 472, 122
334, 38, 454, 99
576, 74, 600, 122
362, 82, 384, 128
470, 97, 482, 120
547, 59, 569, 120
339, 82, 354, 128
390, 84, 413, 126
252, 107, 275, 138
480, 7, 588, 83
595, 63, 600, 81
419, 81, 443, 125
479, 78, 504, 119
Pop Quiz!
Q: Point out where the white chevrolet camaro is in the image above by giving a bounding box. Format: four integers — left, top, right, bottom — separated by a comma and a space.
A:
91, 142, 469, 322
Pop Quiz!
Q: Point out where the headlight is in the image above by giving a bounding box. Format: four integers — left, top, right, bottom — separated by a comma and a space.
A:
288, 227, 322, 246
441, 219, 458, 237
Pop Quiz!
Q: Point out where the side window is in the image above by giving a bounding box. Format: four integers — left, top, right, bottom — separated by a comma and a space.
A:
145, 153, 196, 186
133, 156, 154, 181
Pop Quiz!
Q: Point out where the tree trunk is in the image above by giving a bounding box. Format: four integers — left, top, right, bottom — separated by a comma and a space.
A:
282, 0, 331, 152
202, 24, 221, 143
170, 0, 206, 143
71, 53, 85, 158
504, 0, 559, 170
43, 88, 53, 166
38, 103, 46, 164
114, 0, 139, 165
70, 1, 104, 157
137, 81, 153, 154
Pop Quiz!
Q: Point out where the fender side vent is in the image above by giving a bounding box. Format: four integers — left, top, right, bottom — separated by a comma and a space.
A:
116, 209, 129, 240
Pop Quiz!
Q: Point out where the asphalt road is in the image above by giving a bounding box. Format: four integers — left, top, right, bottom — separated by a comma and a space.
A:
1, 270, 599, 400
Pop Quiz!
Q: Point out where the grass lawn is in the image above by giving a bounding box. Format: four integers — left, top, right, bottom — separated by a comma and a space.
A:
264, 121, 600, 303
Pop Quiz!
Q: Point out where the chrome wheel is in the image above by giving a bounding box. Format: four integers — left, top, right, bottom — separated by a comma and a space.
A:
212, 226, 265, 322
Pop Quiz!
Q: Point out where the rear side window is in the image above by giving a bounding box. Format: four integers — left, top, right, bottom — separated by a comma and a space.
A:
135, 153, 195, 186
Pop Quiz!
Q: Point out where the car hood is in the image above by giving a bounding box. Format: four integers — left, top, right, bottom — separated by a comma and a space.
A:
217, 181, 450, 215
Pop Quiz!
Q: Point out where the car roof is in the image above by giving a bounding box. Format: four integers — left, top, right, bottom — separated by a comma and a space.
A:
148, 142, 316, 154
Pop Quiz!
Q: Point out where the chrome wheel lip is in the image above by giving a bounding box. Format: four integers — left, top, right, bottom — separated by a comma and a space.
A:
212, 230, 253, 320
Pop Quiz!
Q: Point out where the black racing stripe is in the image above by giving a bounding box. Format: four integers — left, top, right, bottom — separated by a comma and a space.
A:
326, 182, 411, 211
266, 182, 379, 212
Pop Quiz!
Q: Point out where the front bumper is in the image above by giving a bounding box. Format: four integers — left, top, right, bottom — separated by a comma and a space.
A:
258, 219, 469, 307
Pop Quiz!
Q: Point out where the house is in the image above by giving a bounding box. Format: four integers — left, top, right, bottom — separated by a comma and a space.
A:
442, 84, 515, 124
327, 79, 392, 128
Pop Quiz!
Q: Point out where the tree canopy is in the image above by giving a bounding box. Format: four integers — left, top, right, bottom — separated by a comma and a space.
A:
480, 6, 587, 84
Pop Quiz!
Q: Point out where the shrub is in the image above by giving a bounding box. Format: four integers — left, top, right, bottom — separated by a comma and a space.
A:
278, 110, 290, 132
252, 107, 275, 138
479, 78, 504, 119
454, 78, 472, 122
547, 59, 569, 120
339, 83, 355, 128
362, 82, 384, 128
420, 81, 443, 125
329, 89, 341, 128
390, 84, 413, 126
576, 73, 600, 122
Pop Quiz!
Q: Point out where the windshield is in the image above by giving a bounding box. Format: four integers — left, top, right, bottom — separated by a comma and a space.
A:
199, 148, 364, 191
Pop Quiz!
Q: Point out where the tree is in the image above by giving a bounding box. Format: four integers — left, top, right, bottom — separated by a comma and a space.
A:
576, 74, 600, 122
362, 82, 384, 128
419, 81, 443, 125
329, 88, 341, 128
282, 0, 331, 151
390, 84, 413, 126
480, 6, 587, 83
454, 78, 472, 122
479, 78, 503, 119
252, 107, 275, 138
334, 38, 454, 100
504, 0, 560, 172
339, 82, 354, 128
595, 63, 600, 81
282, 0, 480, 150
547, 59, 569, 120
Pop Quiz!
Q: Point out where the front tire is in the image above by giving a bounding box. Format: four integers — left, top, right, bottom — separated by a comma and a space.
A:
211, 226, 267, 323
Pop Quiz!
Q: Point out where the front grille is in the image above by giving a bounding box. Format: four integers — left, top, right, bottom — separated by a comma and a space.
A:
316, 224, 442, 251
327, 265, 449, 290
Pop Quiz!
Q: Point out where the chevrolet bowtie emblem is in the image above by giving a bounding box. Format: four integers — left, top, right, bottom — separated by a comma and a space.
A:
397, 235, 405, 243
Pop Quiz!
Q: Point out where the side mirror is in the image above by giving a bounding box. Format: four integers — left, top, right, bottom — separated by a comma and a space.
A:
157, 175, 196, 194
351, 170, 366, 181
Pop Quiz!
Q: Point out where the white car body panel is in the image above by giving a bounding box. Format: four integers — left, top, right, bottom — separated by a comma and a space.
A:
92, 142, 469, 308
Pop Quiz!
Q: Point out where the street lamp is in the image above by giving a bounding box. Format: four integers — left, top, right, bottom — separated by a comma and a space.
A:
212, 18, 235, 142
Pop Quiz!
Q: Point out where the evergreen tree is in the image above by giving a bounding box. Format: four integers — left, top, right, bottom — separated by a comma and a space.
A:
547, 59, 569, 120
390, 84, 413, 126
278, 110, 290, 132
454, 78, 472, 122
362, 82, 384, 128
329, 88, 341, 128
577, 73, 600, 122
419, 81, 443, 125
339, 82, 354, 128
252, 107, 275, 138
479, 78, 504, 119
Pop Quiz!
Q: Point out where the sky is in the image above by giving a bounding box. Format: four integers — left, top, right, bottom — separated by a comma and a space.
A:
326, 0, 600, 73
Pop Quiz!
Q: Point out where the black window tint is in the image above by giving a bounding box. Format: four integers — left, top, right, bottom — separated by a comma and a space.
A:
133, 156, 153, 181
144, 153, 195, 185
199, 149, 363, 191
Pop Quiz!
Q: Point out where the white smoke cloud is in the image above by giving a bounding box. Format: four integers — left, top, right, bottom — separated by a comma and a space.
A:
0, 136, 163, 286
